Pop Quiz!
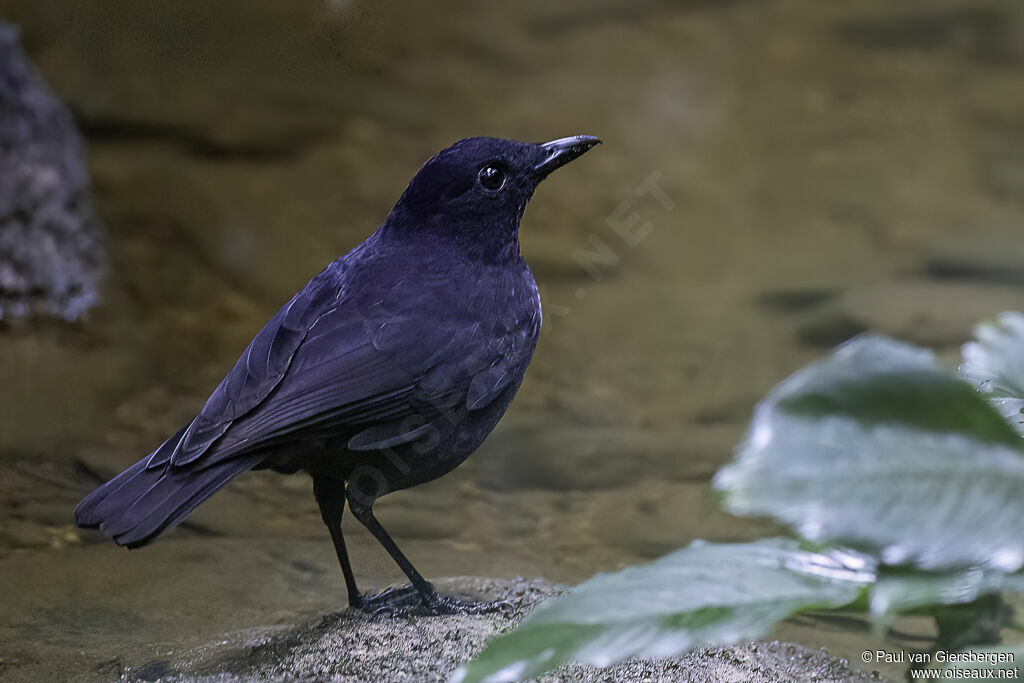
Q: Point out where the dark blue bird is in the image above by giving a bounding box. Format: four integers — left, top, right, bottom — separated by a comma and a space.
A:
75, 134, 600, 614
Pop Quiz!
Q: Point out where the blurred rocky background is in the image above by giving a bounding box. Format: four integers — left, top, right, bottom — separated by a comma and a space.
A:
0, 21, 103, 322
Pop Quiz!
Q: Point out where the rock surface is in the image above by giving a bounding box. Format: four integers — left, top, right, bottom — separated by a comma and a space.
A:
789, 281, 1024, 350
924, 233, 1024, 286
0, 21, 103, 321
138, 577, 882, 683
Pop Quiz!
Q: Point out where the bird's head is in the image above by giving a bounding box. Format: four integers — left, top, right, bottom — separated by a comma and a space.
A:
384, 135, 600, 262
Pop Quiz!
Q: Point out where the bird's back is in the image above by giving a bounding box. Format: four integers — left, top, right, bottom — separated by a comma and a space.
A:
240, 237, 542, 477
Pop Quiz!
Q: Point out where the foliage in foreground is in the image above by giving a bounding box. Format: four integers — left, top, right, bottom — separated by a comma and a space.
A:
455, 312, 1024, 683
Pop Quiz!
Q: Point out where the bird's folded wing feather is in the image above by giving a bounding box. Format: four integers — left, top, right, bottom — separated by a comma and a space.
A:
146, 262, 536, 471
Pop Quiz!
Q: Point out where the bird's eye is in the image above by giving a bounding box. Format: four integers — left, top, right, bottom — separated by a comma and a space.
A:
477, 163, 506, 192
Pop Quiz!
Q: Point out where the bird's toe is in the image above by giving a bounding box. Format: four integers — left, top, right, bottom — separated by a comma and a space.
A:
354, 583, 510, 617
356, 584, 424, 615
420, 593, 511, 616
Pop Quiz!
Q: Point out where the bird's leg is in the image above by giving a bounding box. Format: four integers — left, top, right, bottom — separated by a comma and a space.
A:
346, 496, 436, 608
346, 494, 506, 616
312, 475, 362, 609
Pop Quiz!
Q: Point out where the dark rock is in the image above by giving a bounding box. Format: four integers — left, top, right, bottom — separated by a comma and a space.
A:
847, 282, 1020, 348
925, 233, 1024, 286
757, 287, 843, 314
790, 279, 1024, 350
795, 309, 869, 349
130, 659, 174, 682
976, 124, 1024, 209
0, 21, 104, 321
693, 395, 759, 426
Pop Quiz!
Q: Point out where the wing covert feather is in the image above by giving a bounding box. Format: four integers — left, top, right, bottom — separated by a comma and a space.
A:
148, 258, 541, 471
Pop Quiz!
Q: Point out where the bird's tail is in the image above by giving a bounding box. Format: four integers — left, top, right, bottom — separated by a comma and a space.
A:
74, 433, 262, 548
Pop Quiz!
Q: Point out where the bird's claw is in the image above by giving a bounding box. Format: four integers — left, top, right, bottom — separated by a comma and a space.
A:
355, 584, 510, 616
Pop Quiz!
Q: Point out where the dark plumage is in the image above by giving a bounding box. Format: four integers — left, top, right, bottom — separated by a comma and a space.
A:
75, 134, 600, 614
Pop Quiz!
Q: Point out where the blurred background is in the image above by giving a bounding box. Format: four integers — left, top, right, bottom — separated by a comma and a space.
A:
2, 0, 1023, 679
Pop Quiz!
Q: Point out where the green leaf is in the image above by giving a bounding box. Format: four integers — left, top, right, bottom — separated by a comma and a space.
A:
869, 570, 1024, 626
452, 540, 874, 683
715, 335, 1024, 572
961, 312, 1024, 436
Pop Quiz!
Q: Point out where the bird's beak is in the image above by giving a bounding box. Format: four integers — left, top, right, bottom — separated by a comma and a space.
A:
534, 135, 601, 178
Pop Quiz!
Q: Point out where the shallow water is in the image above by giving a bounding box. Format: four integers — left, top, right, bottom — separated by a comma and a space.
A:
2, 0, 1024, 680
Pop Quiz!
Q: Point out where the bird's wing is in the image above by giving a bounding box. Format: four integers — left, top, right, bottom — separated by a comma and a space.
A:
147, 261, 539, 471
146, 264, 347, 469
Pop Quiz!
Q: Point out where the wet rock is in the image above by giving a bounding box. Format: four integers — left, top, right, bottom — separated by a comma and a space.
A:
0, 518, 51, 551
763, 286, 863, 349
181, 483, 281, 540
593, 479, 781, 560
0, 21, 104, 321
925, 233, 1024, 286
149, 576, 878, 682
794, 308, 869, 349
0, 457, 86, 554
474, 424, 686, 492
374, 482, 470, 541
977, 123, 1024, 209
656, 422, 747, 483
794, 281, 1024, 349
471, 419, 741, 495
757, 286, 843, 314
131, 659, 173, 682
693, 395, 760, 426
17, 500, 74, 527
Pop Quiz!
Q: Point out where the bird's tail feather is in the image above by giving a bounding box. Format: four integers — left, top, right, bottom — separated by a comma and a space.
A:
75, 449, 262, 549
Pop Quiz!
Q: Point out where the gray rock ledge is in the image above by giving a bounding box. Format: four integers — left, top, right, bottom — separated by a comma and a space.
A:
133, 577, 883, 683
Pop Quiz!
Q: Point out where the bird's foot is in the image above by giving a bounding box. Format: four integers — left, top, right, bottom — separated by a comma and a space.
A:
355, 583, 509, 617
355, 584, 423, 615
419, 592, 510, 616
